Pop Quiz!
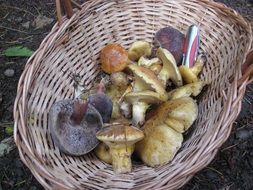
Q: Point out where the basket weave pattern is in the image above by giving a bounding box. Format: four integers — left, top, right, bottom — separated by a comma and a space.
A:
14, 0, 252, 189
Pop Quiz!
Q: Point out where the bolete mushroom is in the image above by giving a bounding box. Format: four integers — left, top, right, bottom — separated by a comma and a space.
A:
127, 64, 167, 98
100, 43, 129, 74
138, 56, 161, 68
149, 64, 162, 75
88, 83, 113, 123
110, 72, 129, 88
167, 81, 207, 100
124, 91, 165, 126
126, 64, 168, 126
135, 97, 198, 166
135, 124, 183, 167
138, 56, 162, 75
157, 47, 183, 87
96, 124, 144, 174
128, 41, 152, 61
106, 78, 130, 119
94, 143, 112, 164
155, 26, 185, 65
49, 100, 103, 156
179, 54, 205, 84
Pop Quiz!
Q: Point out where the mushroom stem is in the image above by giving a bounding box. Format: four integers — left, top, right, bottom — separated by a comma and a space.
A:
132, 102, 149, 126
109, 144, 134, 174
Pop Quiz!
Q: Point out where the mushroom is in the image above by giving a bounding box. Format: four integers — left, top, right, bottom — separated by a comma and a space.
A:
126, 64, 168, 126
128, 41, 152, 61
149, 64, 162, 75
127, 64, 167, 98
96, 124, 144, 174
106, 76, 130, 119
148, 97, 198, 133
94, 143, 112, 164
49, 100, 103, 156
110, 72, 129, 88
179, 54, 206, 84
100, 43, 129, 74
88, 83, 113, 123
138, 56, 162, 75
136, 124, 183, 167
156, 47, 183, 87
138, 56, 161, 68
135, 97, 198, 166
167, 81, 207, 100
124, 91, 165, 126
155, 26, 185, 65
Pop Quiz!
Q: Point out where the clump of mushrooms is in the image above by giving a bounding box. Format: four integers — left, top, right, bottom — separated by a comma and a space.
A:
125, 64, 168, 126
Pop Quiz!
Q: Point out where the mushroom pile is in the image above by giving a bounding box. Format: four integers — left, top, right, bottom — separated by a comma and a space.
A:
49, 26, 208, 174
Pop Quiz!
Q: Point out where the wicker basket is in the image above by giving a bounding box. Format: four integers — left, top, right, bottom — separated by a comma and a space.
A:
14, 0, 253, 189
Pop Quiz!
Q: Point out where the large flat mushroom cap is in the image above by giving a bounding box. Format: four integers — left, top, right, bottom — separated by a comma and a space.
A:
49, 99, 103, 156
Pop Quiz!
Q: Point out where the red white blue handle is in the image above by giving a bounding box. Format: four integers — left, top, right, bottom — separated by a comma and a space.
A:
182, 25, 200, 68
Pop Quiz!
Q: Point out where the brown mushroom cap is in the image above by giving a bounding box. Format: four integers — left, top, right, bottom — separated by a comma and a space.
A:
100, 44, 129, 74
96, 125, 144, 144
49, 100, 103, 156
155, 26, 185, 65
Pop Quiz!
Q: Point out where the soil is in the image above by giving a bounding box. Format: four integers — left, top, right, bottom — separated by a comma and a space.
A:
0, 0, 252, 190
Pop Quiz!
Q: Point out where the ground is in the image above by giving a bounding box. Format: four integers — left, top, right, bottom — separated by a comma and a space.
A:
0, 0, 252, 190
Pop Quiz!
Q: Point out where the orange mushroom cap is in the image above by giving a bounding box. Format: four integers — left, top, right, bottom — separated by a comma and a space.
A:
100, 44, 129, 74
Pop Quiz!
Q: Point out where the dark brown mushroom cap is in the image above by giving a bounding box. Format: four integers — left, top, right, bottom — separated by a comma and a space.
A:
155, 26, 185, 65
49, 99, 103, 156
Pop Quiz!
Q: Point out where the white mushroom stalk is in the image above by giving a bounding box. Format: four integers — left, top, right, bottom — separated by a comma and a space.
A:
125, 91, 165, 126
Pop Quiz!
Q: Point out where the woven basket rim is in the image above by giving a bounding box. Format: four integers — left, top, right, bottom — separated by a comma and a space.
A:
14, 0, 253, 189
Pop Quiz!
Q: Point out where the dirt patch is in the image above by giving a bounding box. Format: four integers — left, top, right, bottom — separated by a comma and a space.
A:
0, 0, 252, 189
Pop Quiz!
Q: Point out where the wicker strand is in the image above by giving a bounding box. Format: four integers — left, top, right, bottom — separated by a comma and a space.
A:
14, 0, 253, 189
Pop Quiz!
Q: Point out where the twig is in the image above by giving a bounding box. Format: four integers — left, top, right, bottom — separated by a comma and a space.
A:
0, 25, 43, 35
221, 143, 239, 152
14, 180, 27, 187
0, 122, 14, 127
2, 5, 36, 17
206, 167, 224, 177
0, 25, 30, 34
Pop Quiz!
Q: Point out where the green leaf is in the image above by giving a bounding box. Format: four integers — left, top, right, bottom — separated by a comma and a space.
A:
5, 126, 14, 135
3, 46, 33, 57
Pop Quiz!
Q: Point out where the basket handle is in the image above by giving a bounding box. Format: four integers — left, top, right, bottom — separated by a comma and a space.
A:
238, 49, 253, 86
55, 0, 81, 25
